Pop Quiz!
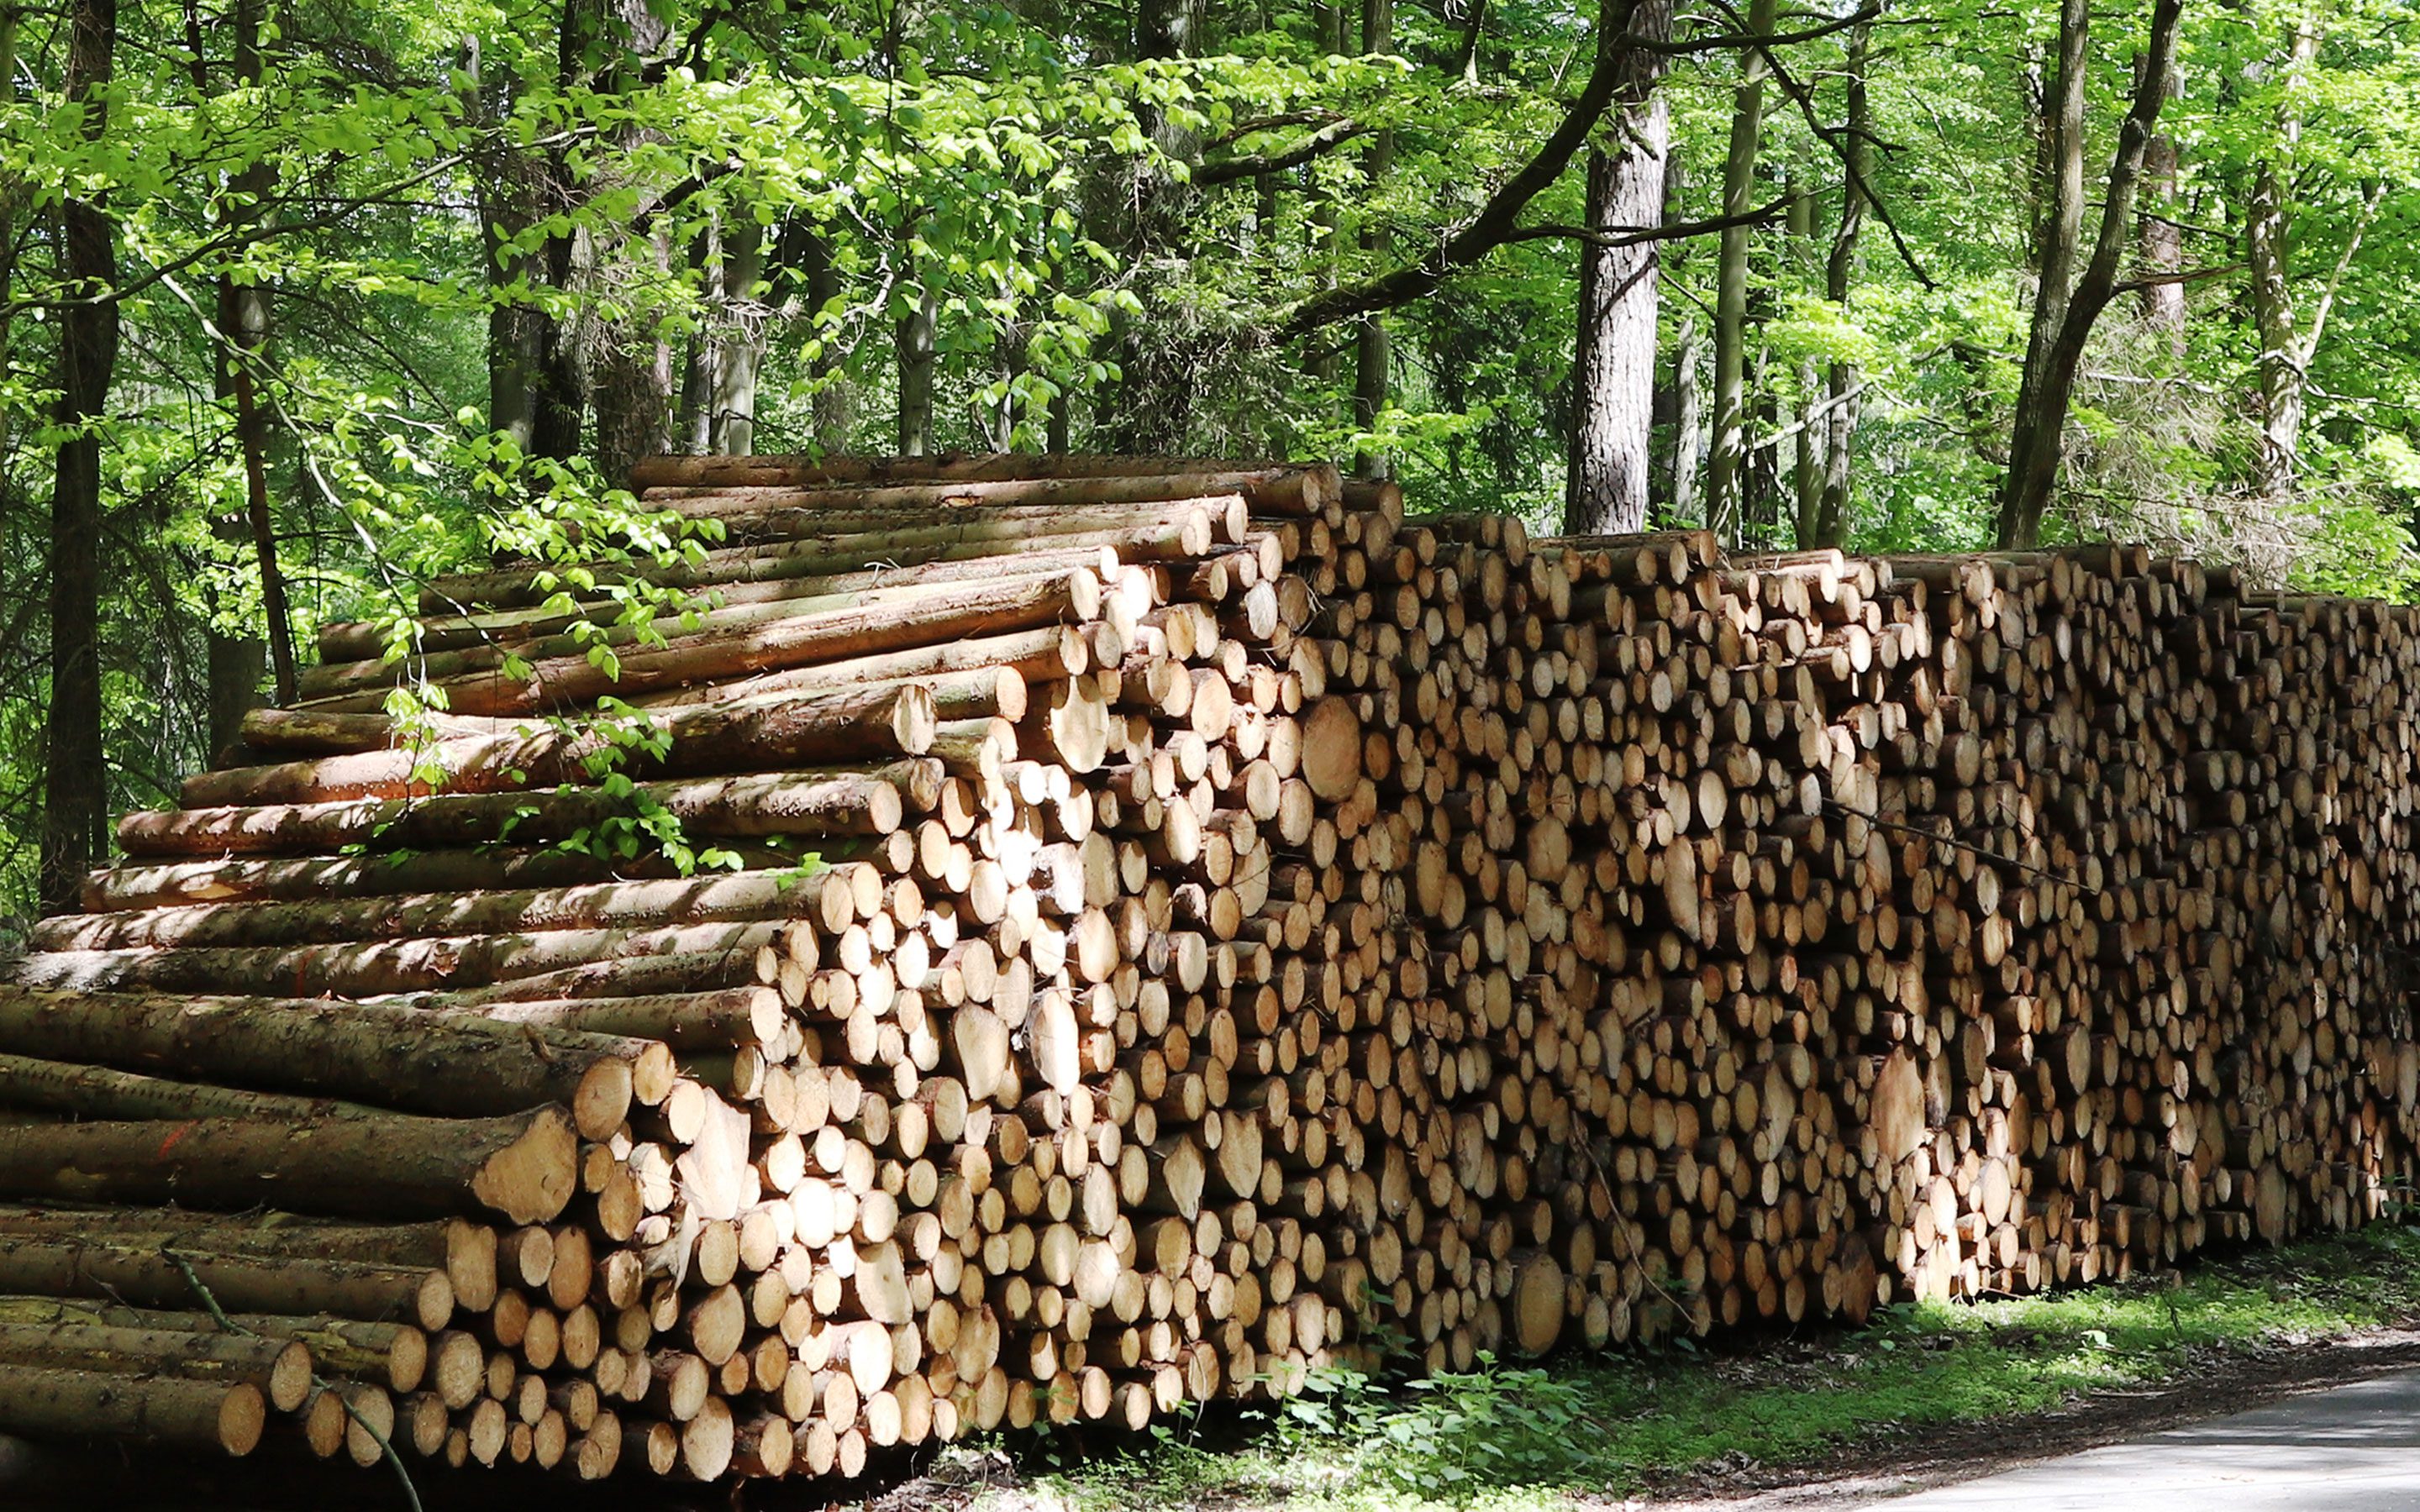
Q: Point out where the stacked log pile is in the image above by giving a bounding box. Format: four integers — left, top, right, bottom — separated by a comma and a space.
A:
2, 452, 2415, 1485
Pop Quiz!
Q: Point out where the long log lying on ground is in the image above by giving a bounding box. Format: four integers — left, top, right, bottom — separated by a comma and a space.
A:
0, 1362, 266, 1456
119, 763, 925, 868
0, 1297, 426, 1394
39, 870, 842, 953
0, 1236, 455, 1331
0, 1320, 314, 1411
0, 990, 665, 1138
0, 1054, 386, 1123
180, 682, 938, 808
0, 1109, 576, 1224
301, 564, 1102, 712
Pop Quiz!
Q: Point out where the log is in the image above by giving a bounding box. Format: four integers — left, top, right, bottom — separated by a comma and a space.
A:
0, 1320, 313, 1412
0, 1236, 454, 1331
0, 990, 662, 1140
0, 1363, 265, 1455
302, 570, 1098, 717
0, 1109, 577, 1224
118, 764, 926, 866
180, 683, 938, 808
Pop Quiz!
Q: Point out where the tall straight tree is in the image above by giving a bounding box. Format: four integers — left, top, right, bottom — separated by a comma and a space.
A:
2246, 15, 2381, 511
1353, 0, 1394, 480
1564, 0, 1671, 534
42, 0, 120, 913
192, 0, 295, 738
1702, 0, 1775, 547
1810, 13, 1872, 549
1995, 0, 2183, 547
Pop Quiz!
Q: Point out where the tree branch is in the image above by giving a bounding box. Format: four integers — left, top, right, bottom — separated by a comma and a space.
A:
1271, 0, 1641, 339
1619, 3, 1883, 53
1192, 117, 1373, 186
1498, 192, 1792, 247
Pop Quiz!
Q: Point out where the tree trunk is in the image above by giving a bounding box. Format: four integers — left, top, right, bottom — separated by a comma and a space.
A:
1787, 165, 1822, 546
1564, 0, 1670, 536
0, 1363, 264, 1456
40, 0, 119, 916
1813, 17, 1870, 548
675, 227, 718, 452
1352, 0, 1395, 480
800, 229, 853, 452
1702, 0, 1773, 548
897, 274, 937, 457
2136, 54, 2185, 358
2249, 23, 2321, 507
1995, 0, 2182, 547
1670, 315, 1703, 524
712, 226, 767, 455
187, 0, 292, 727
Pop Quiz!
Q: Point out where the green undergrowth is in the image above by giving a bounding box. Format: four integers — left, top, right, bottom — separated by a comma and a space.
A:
961, 1224, 2420, 1511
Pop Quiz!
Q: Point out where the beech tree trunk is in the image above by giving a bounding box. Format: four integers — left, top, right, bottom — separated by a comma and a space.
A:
1702, 0, 1773, 548
2136, 52, 2185, 357
2249, 23, 2329, 508
712, 226, 767, 455
40, 0, 119, 916
1787, 167, 1823, 545
1813, 17, 1870, 548
204, 0, 295, 718
1352, 0, 1395, 480
897, 274, 936, 457
1564, 0, 1670, 536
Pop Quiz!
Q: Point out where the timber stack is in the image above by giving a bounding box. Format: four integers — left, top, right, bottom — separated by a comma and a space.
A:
0, 452, 2413, 1484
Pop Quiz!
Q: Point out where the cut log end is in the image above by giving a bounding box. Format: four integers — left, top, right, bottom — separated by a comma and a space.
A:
469, 1107, 579, 1225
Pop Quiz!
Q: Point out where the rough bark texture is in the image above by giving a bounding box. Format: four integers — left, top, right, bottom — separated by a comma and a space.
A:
39, 0, 118, 916
1564, 0, 1670, 538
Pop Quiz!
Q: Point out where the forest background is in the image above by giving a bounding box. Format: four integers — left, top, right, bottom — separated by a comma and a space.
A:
0, 0, 2408, 932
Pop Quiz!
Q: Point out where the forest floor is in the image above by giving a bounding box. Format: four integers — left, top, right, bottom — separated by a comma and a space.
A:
895, 1223, 2420, 1512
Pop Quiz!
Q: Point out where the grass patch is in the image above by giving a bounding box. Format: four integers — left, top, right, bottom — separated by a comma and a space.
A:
965, 1224, 2420, 1511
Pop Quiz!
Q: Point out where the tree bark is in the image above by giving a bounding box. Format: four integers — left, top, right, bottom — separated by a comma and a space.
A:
2136, 52, 2186, 358
711, 225, 767, 455
0, 1363, 264, 1456
897, 272, 937, 457
39, 0, 119, 916
1702, 0, 1773, 548
802, 229, 853, 452
1564, 0, 1670, 536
